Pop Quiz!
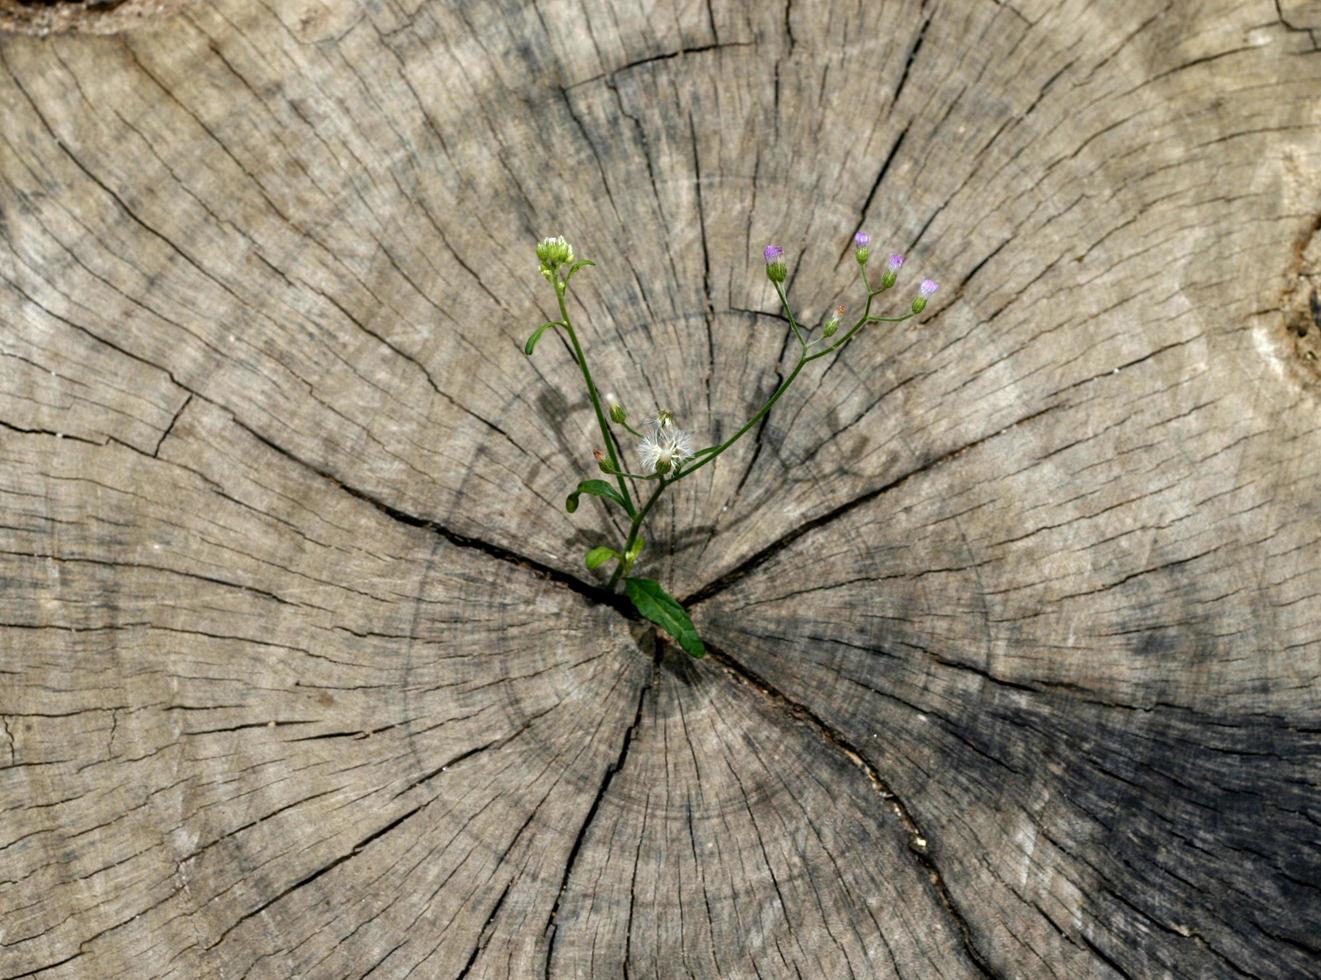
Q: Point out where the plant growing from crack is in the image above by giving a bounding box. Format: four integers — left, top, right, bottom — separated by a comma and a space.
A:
525, 233, 938, 658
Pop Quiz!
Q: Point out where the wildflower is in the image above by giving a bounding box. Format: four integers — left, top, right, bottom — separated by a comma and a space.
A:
639, 416, 693, 475
881, 253, 904, 290
605, 392, 627, 425
537, 236, 575, 272
823, 303, 845, 338
912, 278, 939, 313
853, 232, 871, 264
593, 448, 617, 475
763, 244, 787, 284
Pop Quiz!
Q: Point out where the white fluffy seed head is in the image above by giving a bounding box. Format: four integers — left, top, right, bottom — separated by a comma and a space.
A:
639, 419, 693, 475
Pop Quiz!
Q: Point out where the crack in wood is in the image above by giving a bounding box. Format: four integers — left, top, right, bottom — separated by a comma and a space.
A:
455, 879, 513, 979
229, 417, 639, 622
563, 40, 754, 90
702, 641, 1000, 978
543, 649, 657, 976
1, 716, 13, 766
685, 402, 1064, 607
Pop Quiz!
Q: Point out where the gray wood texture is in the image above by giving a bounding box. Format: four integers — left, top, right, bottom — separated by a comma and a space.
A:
2, 0, 1320, 976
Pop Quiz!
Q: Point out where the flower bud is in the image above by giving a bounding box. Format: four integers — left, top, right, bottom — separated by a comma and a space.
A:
881, 253, 904, 290
912, 278, 939, 313
763, 244, 787, 284
853, 231, 871, 265
605, 392, 627, 425
593, 448, 618, 475
536, 235, 575, 272
822, 303, 845, 338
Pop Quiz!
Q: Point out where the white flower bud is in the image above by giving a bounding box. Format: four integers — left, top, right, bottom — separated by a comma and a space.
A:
605, 392, 626, 425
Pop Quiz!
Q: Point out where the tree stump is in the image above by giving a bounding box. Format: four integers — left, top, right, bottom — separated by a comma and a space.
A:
2, 0, 1320, 976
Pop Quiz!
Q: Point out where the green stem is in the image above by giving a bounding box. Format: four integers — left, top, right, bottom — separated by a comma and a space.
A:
557, 282, 636, 517
672, 357, 807, 482
773, 282, 808, 349
674, 298, 914, 483
608, 477, 667, 589
812, 310, 913, 360
599, 267, 915, 591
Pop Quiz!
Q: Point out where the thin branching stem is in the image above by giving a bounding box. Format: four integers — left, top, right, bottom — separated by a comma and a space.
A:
557, 283, 636, 517
535, 242, 931, 605
608, 477, 667, 588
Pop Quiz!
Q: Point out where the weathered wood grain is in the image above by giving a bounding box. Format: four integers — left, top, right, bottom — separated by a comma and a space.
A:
2, 0, 1319, 976
0, 1, 190, 37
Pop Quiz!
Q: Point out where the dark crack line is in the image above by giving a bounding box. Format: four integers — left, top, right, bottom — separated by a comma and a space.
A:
563, 41, 754, 90
689, 108, 717, 425
730, 361, 783, 500
703, 641, 999, 978
152, 393, 192, 457
455, 879, 513, 979
229, 417, 637, 621
542, 650, 656, 977
684, 402, 1063, 606
840, 124, 911, 263
204, 794, 438, 952
892, 16, 932, 107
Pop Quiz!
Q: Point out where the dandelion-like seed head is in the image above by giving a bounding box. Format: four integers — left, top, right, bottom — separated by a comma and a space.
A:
639, 418, 693, 476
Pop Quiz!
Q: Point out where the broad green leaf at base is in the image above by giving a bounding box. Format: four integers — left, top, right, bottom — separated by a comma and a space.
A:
624, 577, 705, 659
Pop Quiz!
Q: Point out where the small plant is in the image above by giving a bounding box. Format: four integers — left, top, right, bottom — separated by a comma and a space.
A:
525, 232, 938, 658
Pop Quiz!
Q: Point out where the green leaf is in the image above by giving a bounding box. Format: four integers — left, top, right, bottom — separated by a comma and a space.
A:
523, 321, 561, 356
625, 577, 705, 659
566, 479, 626, 514
564, 258, 596, 283
584, 546, 619, 570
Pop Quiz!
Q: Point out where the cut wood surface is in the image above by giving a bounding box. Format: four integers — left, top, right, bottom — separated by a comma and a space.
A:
2, 0, 1320, 977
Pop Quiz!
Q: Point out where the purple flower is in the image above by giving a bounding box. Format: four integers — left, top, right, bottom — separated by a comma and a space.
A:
763, 244, 784, 263
878, 252, 905, 289
854, 232, 870, 248
910, 276, 940, 314
763, 244, 787, 283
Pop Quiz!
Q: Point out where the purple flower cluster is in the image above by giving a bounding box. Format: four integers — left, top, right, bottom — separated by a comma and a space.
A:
760, 233, 939, 315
